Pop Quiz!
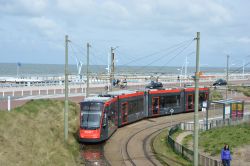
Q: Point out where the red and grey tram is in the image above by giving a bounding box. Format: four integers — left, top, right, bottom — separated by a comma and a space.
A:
79, 87, 209, 143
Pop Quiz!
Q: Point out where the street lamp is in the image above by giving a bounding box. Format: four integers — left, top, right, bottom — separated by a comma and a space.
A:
17, 62, 21, 78
110, 46, 119, 91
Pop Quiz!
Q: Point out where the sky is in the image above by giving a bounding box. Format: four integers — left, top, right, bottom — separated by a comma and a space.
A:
1, 0, 250, 67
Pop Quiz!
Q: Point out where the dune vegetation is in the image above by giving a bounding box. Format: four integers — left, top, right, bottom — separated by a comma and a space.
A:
210, 90, 223, 101
0, 99, 81, 166
229, 86, 250, 97
181, 123, 250, 156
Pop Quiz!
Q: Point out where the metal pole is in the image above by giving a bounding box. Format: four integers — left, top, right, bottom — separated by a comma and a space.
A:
180, 69, 183, 87
243, 60, 245, 79
185, 55, 188, 79
226, 55, 229, 99
193, 32, 200, 166
64, 35, 69, 142
171, 112, 173, 126
110, 47, 114, 91
206, 107, 208, 130
107, 52, 110, 92
86, 43, 90, 97
112, 50, 115, 81
85, 85, 87, 98
17, 65, 19, 78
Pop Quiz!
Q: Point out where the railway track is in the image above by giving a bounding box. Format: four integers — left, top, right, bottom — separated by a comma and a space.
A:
124, 122, 167, 166
103, 112, 197, 166
123, 115, 193, 166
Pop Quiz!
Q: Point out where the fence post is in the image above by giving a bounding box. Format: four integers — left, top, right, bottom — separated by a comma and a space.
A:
182, 145, 184, 157
22, 90, 24, 96
12, 90, 14, 97
7, 96, 11, 111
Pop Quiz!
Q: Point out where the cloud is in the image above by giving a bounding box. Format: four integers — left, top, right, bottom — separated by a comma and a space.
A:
56, 0, 95, 14
47, 0, 233, 37
0, 0, 48, 16
29, 16, 64, 42
0, 0, 249, 65
30, 16, 57, 30
238, 37, 250, 44
19, 0, 48, 12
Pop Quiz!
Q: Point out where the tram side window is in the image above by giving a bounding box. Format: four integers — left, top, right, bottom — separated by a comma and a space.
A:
121, 103, 128, 122
188, 95, 193, 109
109, 103, 116, 127
160, 97, 165, 108
121, 103, 127, 112
106, 107, 112, 127
129, 101, 138, 114
138, 98, 144, 112
160, 95, 180, 109
152, 98, 159, 114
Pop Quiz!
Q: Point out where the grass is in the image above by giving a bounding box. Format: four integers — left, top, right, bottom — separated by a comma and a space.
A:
229, 86, 250, 97
199, 123, 250, 156
0, 99, 81, 166
210, 90, 223, 101
177, 122, 250, 157
171, 128, 183, 140
151, 129, 191, 166
182, 134, 192, 148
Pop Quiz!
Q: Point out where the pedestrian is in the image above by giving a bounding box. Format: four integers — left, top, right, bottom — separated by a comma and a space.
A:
221, 144, 232, 166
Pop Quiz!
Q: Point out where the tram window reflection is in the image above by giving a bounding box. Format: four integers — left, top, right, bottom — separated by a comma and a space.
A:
159, 95, 181, 109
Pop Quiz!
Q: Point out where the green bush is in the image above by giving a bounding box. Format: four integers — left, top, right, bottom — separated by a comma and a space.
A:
210, 90, 223, 101
243, 91, 250, 97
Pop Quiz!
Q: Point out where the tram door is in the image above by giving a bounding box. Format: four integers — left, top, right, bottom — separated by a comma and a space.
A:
152, 97, 160, 115
121, 102, 128, 124
187, 94, 194, 111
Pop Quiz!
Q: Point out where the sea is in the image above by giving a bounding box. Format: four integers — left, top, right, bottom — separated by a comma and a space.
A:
0, 63, 249, 77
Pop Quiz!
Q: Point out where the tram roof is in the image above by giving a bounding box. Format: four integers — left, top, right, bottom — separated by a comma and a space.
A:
107, 90, 137, 96
83, 96, 111, 102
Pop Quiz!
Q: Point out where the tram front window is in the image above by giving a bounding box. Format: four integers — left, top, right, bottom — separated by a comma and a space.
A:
81, 102, 103, 129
